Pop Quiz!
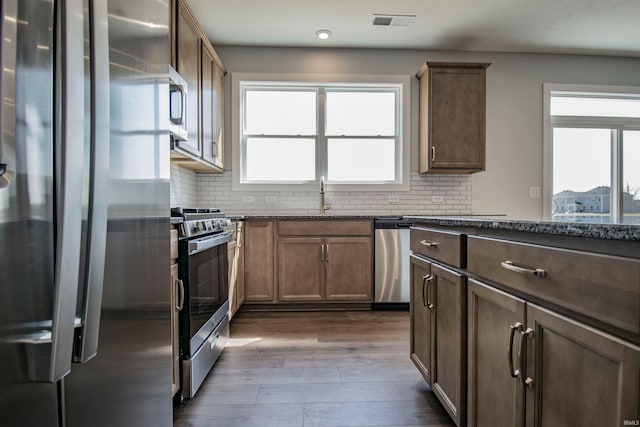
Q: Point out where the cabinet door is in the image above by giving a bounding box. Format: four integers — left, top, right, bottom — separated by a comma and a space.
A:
175, 3, 201, 157
243, 221, 275, 302
468, 279, 525, 427
431, 263, 466, 426
200, 44, 223, 170
170, 263, 180, 397
524, 304, 640, 427
418, 63, 488, 174
324, 237, 372, 301
228, 242, 238, 318
278, 238, 324, 301
410, 255, 432, 384
236, 222, 245, 307
212, 59, 224, 166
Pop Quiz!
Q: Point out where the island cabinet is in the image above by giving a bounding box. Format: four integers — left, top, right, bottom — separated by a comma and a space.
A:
172, 0, 225, 172
465, 235, 640, 427
416, 62, 490, 174
409, 228, 467, 426
276, 220, 373, 303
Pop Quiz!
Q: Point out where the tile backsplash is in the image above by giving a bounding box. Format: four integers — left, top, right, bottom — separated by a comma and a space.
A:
171, 164, 472, 215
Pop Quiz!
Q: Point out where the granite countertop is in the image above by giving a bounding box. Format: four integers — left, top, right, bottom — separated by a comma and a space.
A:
404, 216, 640, 241
242, 215, 402, 220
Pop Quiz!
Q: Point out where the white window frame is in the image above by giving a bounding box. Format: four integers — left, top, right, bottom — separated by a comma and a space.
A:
231, 73, 411, 192
542, 84, 640, 223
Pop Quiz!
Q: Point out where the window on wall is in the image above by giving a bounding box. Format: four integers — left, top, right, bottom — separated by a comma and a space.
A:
237, 79, 406, 190
546, 88, 640, 224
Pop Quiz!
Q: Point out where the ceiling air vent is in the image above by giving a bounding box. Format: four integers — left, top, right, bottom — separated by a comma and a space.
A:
372, 14, 416, 27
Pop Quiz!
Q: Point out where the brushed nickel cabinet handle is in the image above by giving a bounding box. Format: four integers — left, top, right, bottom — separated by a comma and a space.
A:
508, 322, 523, 378
321, 244, 325, 262
421, 275, 429, 306
420, 240, 439, 247
425, 274, 434, 310
501, 260, 546, 278
431, 146, 436, 162
325, 244, 329, 262
520, 327, 534, 387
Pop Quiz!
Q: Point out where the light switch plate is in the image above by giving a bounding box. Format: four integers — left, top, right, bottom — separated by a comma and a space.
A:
242, 196, 254, 203
529, 187, 541, 198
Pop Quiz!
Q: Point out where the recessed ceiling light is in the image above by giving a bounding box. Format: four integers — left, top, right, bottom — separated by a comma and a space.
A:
315, 29, 332, 40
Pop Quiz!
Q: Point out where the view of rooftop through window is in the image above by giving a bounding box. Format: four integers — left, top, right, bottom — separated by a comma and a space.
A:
550, 93, 640, 224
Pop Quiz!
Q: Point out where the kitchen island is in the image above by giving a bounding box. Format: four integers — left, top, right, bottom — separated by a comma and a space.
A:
406, 215, 639, 427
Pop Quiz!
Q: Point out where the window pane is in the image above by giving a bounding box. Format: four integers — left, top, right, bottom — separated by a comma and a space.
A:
245, 138, 315, 181
326, 91, 396, 136
623, 130, 640, 224
552, 128, 612, 223
551, 96, 640, 118
245, 90, 316, 135
327, 138, 395, 181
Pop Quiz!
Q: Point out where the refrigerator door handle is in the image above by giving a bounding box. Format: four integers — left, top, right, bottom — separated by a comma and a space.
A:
74, 0, 110, 364
45, 0, 87, 382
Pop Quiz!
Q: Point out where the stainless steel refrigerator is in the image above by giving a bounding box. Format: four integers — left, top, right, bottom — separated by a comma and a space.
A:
0, 0, 172, 425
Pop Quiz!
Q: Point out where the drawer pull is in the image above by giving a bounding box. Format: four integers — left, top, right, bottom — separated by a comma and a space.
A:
508, 322, 523, 378
501, 260, 546, 278
420, 240, 439, 248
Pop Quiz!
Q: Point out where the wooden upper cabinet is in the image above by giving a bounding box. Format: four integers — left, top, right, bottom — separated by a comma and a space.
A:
172, 0, 225, 172
417, 62, 490, 174
175, 3, 201, 158
201, 43, 224, 170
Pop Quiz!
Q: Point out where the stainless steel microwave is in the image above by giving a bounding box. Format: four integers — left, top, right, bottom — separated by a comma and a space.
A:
169, 66, 188, 141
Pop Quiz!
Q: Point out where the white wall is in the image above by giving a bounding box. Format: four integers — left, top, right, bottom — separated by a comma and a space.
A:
209, 46, 640, 220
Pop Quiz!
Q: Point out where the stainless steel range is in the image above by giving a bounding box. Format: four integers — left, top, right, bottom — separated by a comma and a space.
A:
171, 208, 232, 399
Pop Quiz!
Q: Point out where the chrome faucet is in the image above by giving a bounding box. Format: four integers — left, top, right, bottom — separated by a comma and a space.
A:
320, 176, 330, 215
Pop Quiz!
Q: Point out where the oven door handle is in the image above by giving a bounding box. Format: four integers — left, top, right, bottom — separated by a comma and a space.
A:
188, 232, 232, 255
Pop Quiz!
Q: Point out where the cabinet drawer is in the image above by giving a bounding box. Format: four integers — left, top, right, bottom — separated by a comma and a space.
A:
467, 235, 640, 335
410, 227, 465, 268
278, 220, 372, 236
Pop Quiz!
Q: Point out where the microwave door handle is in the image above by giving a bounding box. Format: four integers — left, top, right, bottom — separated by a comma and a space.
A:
73, 0, 110, 363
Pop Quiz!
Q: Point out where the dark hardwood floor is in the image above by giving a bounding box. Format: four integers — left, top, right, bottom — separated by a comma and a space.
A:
173, 310, 454, 427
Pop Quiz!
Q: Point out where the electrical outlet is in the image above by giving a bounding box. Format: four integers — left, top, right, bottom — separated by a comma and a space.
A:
242, 196, 254, 203
265, 196, 277, 204
388, 195, 400, 203
529, 187, 541, 198
432, 195, 445, 203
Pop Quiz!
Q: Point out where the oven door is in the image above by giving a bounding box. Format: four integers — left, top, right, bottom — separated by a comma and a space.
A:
179, 232, 230, 355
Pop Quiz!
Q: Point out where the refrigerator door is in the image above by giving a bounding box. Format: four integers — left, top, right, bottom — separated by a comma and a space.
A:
0, 0, 85, 424
63, 0, 172, 425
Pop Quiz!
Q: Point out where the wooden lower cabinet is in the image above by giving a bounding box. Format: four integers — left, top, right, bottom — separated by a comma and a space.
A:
410, 255, 466, 426
325, 237, 372, 301
243, 220, 275, 302
467, 279, 640, 427
170, 262, 180, 398
278, 237, 324, 301
277, 236, 372, 302
524, 303, 640, 427
410, 255, 432, 383
467, 279, 525, 427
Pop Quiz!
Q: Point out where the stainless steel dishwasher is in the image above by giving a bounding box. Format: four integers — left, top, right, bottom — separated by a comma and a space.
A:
373, 218, 413, 309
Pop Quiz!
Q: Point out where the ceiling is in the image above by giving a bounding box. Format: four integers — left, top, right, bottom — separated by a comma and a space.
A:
186, 0, 640, 57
